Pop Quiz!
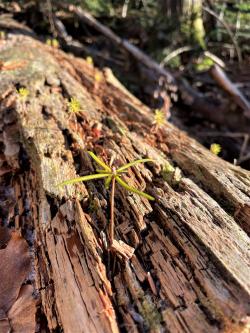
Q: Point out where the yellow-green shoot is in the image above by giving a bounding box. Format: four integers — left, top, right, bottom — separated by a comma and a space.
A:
58, 151, 154, 248
17, 87, 29, 100
68, 97, 81, 115
210, 143, 221, 155
153, 109, 166, 127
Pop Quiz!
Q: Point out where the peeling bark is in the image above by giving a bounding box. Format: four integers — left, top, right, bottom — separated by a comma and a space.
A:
0, 29, 250, 333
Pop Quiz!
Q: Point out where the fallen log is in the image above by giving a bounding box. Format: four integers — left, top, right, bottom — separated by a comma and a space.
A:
0, 23, 250, 333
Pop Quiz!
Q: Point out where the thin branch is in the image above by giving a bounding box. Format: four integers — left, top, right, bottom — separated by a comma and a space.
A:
239, 134, 249, 164
54, 16, 86, 52
160, 46, 193, 66
204, 51, 225, 68
210, 64, 250, 118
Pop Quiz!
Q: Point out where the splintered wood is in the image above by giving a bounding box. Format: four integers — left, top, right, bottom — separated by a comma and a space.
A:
0, 33, 250, 333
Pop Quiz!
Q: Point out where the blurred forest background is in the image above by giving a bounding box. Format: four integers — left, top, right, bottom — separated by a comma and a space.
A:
1, 0, 250, 168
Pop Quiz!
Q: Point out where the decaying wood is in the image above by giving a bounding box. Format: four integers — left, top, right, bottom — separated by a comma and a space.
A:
0, 28, 250, 333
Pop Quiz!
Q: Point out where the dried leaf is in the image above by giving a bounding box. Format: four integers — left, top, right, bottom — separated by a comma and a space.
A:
0, 232, 31, 314
8, 285, 36, 333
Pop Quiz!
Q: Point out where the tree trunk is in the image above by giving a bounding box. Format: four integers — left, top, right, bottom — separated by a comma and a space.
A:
181, 0, 206, 49
1, 21, 250, 333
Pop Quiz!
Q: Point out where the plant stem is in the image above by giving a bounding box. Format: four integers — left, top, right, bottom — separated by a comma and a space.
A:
109, 176, 116, 246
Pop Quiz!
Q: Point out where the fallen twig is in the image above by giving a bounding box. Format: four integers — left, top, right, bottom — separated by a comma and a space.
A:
54, 16, 88, 54
204, 51, 225, 68
210, 64, 250, 118
160, 45, 192, 66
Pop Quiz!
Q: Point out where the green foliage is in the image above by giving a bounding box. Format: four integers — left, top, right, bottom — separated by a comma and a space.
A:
235, 3, 250, 11
167, 55, 181, 69
211, 1, 250, 51
195, 56, 214, 72
81, 0, 114, 16
192, 15, 206, 49
58, 151, 155, 200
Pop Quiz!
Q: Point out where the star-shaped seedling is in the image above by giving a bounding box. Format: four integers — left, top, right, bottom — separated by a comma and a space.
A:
153, 109, 166, 127
58, 151, 154, 257
68, 97, 81, 117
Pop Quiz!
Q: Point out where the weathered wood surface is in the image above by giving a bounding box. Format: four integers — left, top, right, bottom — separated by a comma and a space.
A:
0, 29, 250, 333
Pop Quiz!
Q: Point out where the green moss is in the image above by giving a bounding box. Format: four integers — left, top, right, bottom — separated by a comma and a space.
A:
195, 56, 214, 72
139, 295, 162, 330
161, 162, 182, 186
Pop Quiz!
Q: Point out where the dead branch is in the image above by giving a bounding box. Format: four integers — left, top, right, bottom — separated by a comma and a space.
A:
210, 64, 250, 118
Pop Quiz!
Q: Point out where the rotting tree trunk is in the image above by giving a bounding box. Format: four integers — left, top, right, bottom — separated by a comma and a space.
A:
0, 23, 250, 333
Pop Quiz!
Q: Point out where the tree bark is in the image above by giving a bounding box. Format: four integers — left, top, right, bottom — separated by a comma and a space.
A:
0, 23, 250, 333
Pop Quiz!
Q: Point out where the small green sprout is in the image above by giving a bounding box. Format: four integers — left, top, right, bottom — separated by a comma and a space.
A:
86, 56, 93, 66
195, 56, 214, 72
118, 126, 128, 136
153, 109, 166, 127
162, 162, 182, 185
68, 97, 81, 115
17, 87, 29, 100
94, 72, 102, 83
162, 161, 175, 174
46, 38, 59, 48
58, 151, 154, 252
52, 39, 59, 48
210, 143, 221, 155
0, 31, 6, 39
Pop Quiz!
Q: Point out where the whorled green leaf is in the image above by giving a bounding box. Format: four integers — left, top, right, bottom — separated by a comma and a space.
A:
58, 173, 109, 187
117, 158, 154, 173
88, 151, 111, 172
115, 176, 154, 201
104, 175, 113, 189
